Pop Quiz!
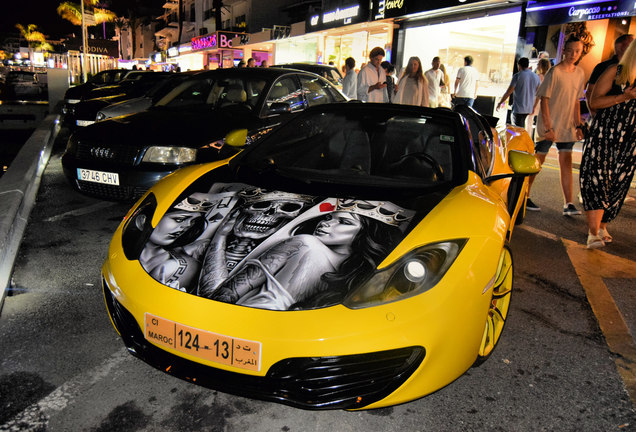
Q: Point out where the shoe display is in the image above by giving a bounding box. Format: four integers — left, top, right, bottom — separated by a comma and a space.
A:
599, 228, 612, 243
587, 232, 605, 249
563, 203, 582, 216
526, 198, 541, 211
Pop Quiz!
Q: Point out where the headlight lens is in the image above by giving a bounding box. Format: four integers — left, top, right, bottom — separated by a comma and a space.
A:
121, 193, 157, 260
142, 146, 197, 164
96, 111, 106, 121
343, 239, 467, 309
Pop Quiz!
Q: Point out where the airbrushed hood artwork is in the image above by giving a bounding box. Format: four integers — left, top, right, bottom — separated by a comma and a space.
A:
137, 183, 415, 310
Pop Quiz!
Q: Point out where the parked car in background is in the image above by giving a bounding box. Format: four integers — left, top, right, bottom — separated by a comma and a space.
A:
101, 102, 540, 410
1, 71, 47, 100
96, 72, 199, 122
273, 63, 343, 90
62, 68, 131, 123
62, 68, 347, 201
69, 72, 175, 127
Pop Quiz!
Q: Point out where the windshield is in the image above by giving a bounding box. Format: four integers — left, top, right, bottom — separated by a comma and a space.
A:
243, 110, 458, 187
155, 76, 267, 110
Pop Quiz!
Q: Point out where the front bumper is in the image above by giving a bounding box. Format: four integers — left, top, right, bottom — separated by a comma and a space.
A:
61, 155, 175, 201
103, 278, 425, 410
102, 228, 499, 409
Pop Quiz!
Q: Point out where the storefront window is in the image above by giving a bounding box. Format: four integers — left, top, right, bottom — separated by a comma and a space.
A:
403, 12, 521, 102
324, 30, 390, 73
275, 38, 319, 64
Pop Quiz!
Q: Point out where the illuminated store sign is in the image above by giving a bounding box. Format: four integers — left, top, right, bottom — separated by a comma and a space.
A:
373, 0, 483, 19
526, 0, 635, 26
167, 47, 179, 57
306, 2, 368, 31
64, 38, 119, 57
191, 32, 240, 51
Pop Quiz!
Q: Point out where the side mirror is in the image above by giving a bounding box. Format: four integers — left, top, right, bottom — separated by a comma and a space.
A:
484, 150, 541, 183
508, 150, 541, 175
224, 129, 248, 147
267, 102, 291, 115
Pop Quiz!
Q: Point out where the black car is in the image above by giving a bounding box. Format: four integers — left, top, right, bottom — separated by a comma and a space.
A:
70, 71, 175, 128
61, 67, 347, 201
273, 63, 343, 90
62, 69, 131, 123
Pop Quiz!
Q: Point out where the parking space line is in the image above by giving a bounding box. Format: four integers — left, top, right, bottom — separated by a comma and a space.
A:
43, 201, 115, 222
562, 238, 636, 406
0, 349, 130, 430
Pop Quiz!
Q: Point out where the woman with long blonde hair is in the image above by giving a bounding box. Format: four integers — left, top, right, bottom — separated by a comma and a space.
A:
579, 39, 636, 248
395, 56, 429, 107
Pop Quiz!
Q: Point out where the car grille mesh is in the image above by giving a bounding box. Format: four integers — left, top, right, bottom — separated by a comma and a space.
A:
78, 181, 146, 201
75, 140, 140, 165
102, 279, 425, 409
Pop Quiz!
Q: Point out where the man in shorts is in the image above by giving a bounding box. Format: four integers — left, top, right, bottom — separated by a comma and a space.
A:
532, 34, 586, 215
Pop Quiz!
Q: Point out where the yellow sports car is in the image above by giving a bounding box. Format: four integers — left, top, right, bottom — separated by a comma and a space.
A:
102, 103, 540, 410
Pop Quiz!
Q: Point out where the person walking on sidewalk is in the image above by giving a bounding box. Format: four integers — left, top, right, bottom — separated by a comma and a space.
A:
425, 57, 443, 108
585, 34, 634, 118
342, 57, 357, 99
534, 34, 587, 216
579, 39, 636, 249
357, 47, 388, 103
497, 57, 541, 128
395, 56, 429, 107
453, 56, 479, 107
497, 57, 542, 211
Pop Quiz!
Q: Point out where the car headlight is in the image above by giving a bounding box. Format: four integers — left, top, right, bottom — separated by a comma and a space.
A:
142, 146, 197, 164
96, 111, 106, 121
121, 193, 157, 260
343, 239, 467, 309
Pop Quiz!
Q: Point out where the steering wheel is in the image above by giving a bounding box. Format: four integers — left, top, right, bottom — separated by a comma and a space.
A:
397, 152, 445, 181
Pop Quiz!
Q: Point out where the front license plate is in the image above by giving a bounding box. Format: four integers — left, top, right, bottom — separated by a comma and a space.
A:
144, 313, 262, 372
77, 168, 119, 185
76, 119, 95, 127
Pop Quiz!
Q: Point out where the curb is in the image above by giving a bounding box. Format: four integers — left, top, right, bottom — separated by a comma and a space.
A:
0, 115, 60, 312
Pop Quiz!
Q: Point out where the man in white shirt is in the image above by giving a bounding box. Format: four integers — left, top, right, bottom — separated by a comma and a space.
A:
424, 56, 443, 108
342, 57, 357, 99
356, 47, 388, 103
453, 55, 479, 107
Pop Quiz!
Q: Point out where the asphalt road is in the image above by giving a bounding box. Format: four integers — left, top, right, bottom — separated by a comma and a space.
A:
1, 131, 636, 431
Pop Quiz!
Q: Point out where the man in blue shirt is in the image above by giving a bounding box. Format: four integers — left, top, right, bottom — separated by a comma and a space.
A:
497, 57, 541, 127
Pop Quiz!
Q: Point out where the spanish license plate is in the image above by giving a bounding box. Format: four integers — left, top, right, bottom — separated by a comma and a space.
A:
77, 168, 119, 185
144, 313, 262, 371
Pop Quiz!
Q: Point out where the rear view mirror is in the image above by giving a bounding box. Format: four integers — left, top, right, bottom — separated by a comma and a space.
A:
224, 129, 248, 147
267, 102, 291, 115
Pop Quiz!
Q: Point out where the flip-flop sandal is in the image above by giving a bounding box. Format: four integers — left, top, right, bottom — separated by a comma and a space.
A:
599, 228, 612, 243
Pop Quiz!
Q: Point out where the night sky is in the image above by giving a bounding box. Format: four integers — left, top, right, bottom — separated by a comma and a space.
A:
1, 0, 165, 40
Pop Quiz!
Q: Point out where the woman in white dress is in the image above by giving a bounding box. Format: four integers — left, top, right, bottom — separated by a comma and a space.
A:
395, 56, 429, 107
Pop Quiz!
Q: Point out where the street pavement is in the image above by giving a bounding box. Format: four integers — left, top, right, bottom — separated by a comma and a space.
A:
1, 130, 635, 431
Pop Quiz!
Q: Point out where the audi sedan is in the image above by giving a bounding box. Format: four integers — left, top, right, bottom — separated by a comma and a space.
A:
61, 67, 347, 200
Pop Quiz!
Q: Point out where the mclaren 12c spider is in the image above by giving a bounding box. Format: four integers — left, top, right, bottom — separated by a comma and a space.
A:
102, 102, 540, 410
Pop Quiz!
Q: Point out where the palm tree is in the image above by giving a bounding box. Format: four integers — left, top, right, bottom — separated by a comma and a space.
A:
113, 17, 127, 59
15, 24, 54, 63
127, 14, 141, 60
57, 1, 117, 28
